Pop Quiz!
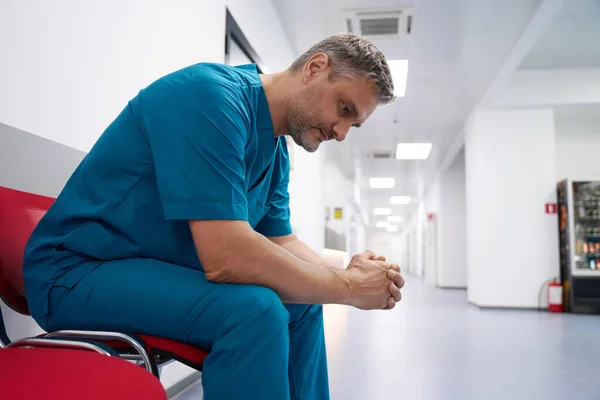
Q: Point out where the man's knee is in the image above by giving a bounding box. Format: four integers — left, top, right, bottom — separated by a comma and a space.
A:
302, 304, 324, 329
222, 285, 289, 334
286, 303, 323, 325
306, 304, 323, 317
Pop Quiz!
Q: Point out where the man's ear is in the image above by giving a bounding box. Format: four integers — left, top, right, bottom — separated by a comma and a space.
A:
303, 53, 330, 83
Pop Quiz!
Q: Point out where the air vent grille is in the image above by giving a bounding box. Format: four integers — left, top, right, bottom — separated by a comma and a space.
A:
360, 17, 399, 36
369, 151, 393, 159
342, 8, 415, 39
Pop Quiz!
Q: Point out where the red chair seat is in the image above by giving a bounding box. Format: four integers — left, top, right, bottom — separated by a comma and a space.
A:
139, 334, 208, 369
0, 347, 166, 399
93, 334, 209, 370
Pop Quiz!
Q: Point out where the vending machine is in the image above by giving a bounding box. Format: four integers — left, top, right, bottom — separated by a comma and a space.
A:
557, 179, 600, 313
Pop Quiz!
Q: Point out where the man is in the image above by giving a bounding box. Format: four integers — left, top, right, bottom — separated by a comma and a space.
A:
23, 33, 405, 399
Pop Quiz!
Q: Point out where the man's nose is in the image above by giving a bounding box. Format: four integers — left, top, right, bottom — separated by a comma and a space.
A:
333, 121, 352, 142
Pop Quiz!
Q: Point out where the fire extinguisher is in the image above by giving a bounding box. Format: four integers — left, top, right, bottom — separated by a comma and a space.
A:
547, 280, 563, 313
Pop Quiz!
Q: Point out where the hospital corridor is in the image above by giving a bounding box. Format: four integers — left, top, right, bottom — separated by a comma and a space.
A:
1, 0, 600, 399
176, 276, 600, 400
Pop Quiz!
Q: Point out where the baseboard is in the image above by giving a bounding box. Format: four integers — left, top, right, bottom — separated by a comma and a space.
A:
166, 371, 202, 399
436, 285, 467, 290
467, 300, 543, 311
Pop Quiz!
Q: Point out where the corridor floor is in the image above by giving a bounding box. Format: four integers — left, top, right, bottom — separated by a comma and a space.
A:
175, 276, 600, 400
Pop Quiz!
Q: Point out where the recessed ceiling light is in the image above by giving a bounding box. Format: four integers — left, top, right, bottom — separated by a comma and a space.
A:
388, 59, 409, 97
374, 207, 392, 215
390, 196, 411, 205
388, 216, 403, 222
376, 221, 390, 228
386, 226, 399, 232
369, 178, 395, 189
396, 143, 432, 160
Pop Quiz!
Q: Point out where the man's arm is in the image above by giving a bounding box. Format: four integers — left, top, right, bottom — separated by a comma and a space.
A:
269, 233, 393, 270
267, 233, 402, 310
268, 234, 341, 269
189, 220, 403, 310
190, 220, 346, 304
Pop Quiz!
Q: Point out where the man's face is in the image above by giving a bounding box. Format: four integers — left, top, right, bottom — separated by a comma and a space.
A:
288, 69, 379, 153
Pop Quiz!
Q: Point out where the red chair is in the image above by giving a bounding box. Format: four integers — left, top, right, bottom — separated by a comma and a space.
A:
0, 185, 208, 378
0, 344, 167, 399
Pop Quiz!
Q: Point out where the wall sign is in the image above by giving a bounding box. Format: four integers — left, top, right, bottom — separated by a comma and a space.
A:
334, 207, 343, 219
545, 203, 557, 214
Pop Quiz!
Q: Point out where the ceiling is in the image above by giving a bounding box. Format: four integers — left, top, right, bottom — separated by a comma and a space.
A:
271, 0, 597, 227
554, 103, 600, 120
519, 0, 600, 70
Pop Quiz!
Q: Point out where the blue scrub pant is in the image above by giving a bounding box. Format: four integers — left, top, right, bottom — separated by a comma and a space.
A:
42, 259, 330, 399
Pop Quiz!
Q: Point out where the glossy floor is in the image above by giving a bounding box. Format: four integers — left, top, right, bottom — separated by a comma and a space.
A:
174, 276, 600, 400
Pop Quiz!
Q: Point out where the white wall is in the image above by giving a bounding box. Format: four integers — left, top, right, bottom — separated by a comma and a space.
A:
465, 108, 559, 308
438, 150, 467, 288
411, 202, 427, 277
399, 178, 438, 280
288, 143, 326, 254
0, 0, 294, 152
367, 230, 402, 266
426, 175, 442, 285
399, 221, 412, 274
322, 159, 354, 236
488, 69, 600, 108
0, 0, 299, 391
349, 164, 369, 257
555, 117, 600, 180
400, 151, 467, 288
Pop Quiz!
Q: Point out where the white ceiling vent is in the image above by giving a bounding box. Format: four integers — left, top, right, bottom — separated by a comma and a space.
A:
342, 8, 415, 40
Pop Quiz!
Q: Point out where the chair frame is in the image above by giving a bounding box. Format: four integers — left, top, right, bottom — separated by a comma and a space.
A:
0, 304, 162, 375
7, 337, 113, 356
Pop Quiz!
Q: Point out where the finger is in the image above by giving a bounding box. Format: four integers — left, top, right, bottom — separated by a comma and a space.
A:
395, 272, 405, 289
359, 250, 376, 260
387, 269, 406, 289
376, 255, 387, 262
388, 282, 402, 302
389, 263, 401, 272
384, 296, 396, 310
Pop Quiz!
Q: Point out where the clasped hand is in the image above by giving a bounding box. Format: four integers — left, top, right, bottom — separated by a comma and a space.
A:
344, 250, 405, 310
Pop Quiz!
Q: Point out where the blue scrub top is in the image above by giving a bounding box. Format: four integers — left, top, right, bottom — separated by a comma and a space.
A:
23, 63, 292, 319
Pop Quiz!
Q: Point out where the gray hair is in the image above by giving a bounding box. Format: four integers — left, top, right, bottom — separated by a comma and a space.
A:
289, 33, 396, 105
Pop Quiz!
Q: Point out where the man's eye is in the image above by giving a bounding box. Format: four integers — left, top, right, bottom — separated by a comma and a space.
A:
341, 103, 350, 114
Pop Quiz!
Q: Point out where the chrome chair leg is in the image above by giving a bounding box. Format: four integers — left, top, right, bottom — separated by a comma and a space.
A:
44, 330, 155, 375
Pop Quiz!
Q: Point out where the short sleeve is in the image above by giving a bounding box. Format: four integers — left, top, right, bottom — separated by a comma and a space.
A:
255, 144, 293, 237
142, 81, 250, 221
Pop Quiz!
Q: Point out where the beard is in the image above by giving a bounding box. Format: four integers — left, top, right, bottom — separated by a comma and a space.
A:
288, 87, 323, 153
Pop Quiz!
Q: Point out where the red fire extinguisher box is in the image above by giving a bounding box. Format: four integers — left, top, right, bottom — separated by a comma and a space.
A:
548, 281, 563, 313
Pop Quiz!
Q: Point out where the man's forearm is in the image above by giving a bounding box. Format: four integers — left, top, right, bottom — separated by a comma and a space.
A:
190, 221, 350, 304
268, 234, 342, 269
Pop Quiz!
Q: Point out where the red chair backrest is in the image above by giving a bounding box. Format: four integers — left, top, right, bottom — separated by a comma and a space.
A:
0, 186, 55, 314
